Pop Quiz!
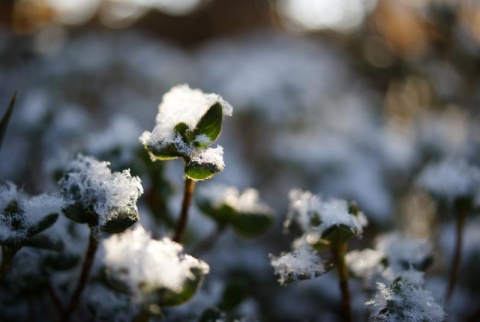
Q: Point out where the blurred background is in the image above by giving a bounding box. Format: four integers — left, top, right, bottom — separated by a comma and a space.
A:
2, 0, 480, 321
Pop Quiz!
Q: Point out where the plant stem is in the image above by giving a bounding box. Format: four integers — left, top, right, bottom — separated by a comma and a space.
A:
173, 177, 196, 243
445, 208, 466, 302
331, 241, 352, 322
0, 245, 19, 284
63, 229, 99, 321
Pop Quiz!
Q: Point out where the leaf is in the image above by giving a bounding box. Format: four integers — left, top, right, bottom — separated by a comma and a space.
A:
231, 211, 273, 238
321, 224, 356, 243
27, 213, 59, 237
193, 102, 223, 148
175, 122, 195, 144
147, 143, 183, 160
23, 234, 64, 251
0, 92, 16, 153
185, 161, 221, 181
101, 210, 139, 234
63, 203, 90, 224
196, 199, 236, 226
148, 266, 207, 307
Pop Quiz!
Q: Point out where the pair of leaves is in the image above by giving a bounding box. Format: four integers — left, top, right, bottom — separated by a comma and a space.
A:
1, 200, 59, 248
147, 103, 225, 181
63, 203, 138, 234
197, 198, 274, 238
148, 102, 223, 160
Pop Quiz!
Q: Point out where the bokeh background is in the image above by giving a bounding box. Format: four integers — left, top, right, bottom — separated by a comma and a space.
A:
2, 0, 480, 321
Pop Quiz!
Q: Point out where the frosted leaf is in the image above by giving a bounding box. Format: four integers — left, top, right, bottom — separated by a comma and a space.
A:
417, 159, 480, 204
191, 146, 225, 171
285, 189, 367, 238
0, 182, 63, 245
269, 244, 325, 285
366, 270, 446, 322
376, 232, 433, 272
102, 225, 209, 303
140, 84, 233, 156
59, 155, 143, 231
347, 232, 433, 289
198, 184, 273, 215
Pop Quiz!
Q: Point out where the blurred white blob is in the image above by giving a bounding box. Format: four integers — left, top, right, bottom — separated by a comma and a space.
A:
278, 0, 377, 32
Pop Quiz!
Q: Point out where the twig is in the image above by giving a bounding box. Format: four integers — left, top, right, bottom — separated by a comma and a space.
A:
0, 245, 19, 284
445, 208, 466, 302
173, 177, 196, 243
62, 229, 99, 321
331, 241, 352, 322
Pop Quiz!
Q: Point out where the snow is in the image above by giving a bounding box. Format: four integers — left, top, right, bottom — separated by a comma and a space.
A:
285, 189, 367, 238
198, 184, 273, 214
367, 270, 446, 322
102, 225, 209, 301
0, 182, 64, 244
59, 155, 143, 228
191, 146, 225, 171
139, 84, 233, 155
269, 244, 324, 285
417, 159, 480, 203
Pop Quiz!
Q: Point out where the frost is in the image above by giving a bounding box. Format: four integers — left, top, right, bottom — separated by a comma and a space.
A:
139, 84, 233, 156
59, 155, 143, 228
285, 189, 367, 238
269, 244, 325, 285
0, 182, 63, 245
191, 146, 225, 170
417, 159, 480, 203
366, 270, 446, 322
102, 225, 209, 301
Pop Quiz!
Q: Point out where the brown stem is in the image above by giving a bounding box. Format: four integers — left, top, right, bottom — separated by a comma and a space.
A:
331, 241, 352, 322
173, 177, 196, 243
0, 245, 19, 284
63, 229, 99, 321
445, 209, 466, 302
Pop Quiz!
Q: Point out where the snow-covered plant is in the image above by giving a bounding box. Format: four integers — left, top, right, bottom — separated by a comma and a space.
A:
417, 159, 480, 301
0, 182, 63, 282
196, 184, 275, 238
140, 84, 233, 243
366, 270, 446, 322
270, 189, 368, 322
60, 154, 143, 234
102, 225, 209, 318
58, 154, 143, 319
140, 84, 233, 181
347, 232, 434, 290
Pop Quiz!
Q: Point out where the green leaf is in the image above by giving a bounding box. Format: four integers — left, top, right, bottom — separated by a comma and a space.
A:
148, 266, 207, 307
185, 161, 221, 181
0, 92, 16, 153
231, 211, 273, 238
101, 210, 139, 234
321, 224, 355, 243
147, 143, 183, 160
196, 199, 236, 226
175, 122, 195, 144
193, 102, 223, 148
63, 203, 90, 224
27, 213, 59, 237
23, 234, 64, 251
